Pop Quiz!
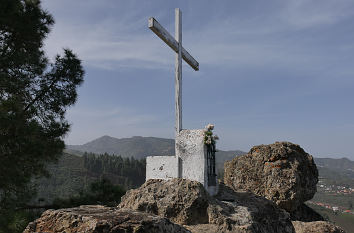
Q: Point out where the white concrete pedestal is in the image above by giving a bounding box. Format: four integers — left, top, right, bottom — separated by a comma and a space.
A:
146, 129, 218, 196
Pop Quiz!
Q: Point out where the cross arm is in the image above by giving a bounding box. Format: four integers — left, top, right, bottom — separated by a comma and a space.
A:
148, 17, 199, 71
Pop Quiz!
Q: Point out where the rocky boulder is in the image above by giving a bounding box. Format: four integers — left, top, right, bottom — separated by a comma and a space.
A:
224, 141, 318, 212
118, 178, 210, 225
292, 221, 345, 233
24, 205, 190, 233
119, 179, 295, 233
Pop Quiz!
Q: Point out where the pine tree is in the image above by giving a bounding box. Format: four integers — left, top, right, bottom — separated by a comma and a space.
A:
0, 0, 84, 221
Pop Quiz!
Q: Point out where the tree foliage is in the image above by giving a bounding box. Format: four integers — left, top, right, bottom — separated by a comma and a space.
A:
52, 178, 126, 208
0, 0, 84, 218
83, 153, 146, 189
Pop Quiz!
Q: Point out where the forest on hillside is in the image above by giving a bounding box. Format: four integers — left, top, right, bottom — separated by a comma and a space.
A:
35, 152, 146, 204
83, 152, 146, 187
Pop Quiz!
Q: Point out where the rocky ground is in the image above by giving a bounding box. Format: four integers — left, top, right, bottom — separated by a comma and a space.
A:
24, 205, 190, 233
118, 179, 294, 232
25, 142, 346, 233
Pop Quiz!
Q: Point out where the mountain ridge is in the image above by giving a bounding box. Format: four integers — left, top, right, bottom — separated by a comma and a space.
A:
66, 135, 353, 163
67, 135, 176, 159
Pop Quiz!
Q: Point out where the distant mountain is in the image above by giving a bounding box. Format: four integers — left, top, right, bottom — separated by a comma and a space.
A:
315, 157, 354, 179
66, 135, 246, 163
63, 148, 85, 156
67, 135, 175, 159
215, 150, 245, 175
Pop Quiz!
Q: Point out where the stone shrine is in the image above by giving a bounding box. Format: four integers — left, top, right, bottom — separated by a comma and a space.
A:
146, 129, 218, 196
145, 9, 218, 195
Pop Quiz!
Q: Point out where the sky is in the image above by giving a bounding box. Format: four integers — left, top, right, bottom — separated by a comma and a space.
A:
41, 0, 354, 160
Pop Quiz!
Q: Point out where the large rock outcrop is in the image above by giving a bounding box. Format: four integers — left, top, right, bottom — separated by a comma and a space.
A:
24, 205, 190, 233
24, 178, 345, 233
292, 221, 345, 233
118, 178, 209, 225
224, 141, 318, 212
119, 179, 295, 233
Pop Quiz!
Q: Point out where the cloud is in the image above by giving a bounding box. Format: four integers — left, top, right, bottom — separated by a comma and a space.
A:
44, 17, 178, 70
44, 0, 354, 78
280, 0, 354, 29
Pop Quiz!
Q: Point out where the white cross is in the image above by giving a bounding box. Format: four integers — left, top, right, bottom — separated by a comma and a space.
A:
148, 8, 199, 133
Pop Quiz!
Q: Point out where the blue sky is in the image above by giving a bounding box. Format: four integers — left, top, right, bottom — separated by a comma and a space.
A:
42, 0, 354, 159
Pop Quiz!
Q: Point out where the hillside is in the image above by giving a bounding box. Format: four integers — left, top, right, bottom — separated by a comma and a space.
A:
35, 152, 145, 204
315, 157, 354, 170
315, 157, 354, 179
67, 136, 175, 159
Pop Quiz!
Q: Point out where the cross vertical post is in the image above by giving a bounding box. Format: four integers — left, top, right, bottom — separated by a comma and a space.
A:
175, 8, 182, 133
148, 8, 199, 132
